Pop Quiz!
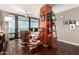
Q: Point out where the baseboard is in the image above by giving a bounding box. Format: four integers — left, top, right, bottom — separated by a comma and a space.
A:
58, 39, 79, 46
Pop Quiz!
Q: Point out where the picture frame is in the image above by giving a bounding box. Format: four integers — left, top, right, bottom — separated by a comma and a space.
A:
63, 20, 69, 25
76, 21, 79, 26
70, 24, 76, 30
69, 20, 76, 24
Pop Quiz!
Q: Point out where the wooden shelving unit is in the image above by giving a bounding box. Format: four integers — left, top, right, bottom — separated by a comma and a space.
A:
39, 4, 57, 48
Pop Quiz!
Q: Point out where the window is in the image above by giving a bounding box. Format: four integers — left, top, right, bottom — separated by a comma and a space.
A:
30, 18, 39, 28
18, 16, 29, 37
18, 21, 29, 32
4, 15, 15, 38
7, 15, 15, 33
8, 20, 15, 33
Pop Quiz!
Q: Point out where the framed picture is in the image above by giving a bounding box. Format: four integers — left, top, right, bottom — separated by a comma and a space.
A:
76, 21, 79, 26
70, 24, 76, 30
41, 15, 45, 21
69, 20, 76, 24
63, 20, 69, 25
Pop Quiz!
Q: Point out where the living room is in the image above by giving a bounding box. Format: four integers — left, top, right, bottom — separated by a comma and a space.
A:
0, 4, 79, 55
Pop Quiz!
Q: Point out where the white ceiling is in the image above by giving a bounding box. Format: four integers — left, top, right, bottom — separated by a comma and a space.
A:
0, 4, 79, 18
0, 4, 44, 18
53, 4, 79, 14
14, 4, 44, 17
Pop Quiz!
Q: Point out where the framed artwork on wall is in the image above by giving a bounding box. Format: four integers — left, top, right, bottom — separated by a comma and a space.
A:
63, 20, 69, 25
76, 21, 79, 26
69, 20, 76, 24
70, 24, 76, 30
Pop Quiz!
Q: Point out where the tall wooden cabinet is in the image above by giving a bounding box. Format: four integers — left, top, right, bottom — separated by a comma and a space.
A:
39, 4, 57, 47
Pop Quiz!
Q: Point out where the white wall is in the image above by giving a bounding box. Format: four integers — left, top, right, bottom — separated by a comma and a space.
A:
0, 11, 10, 41
55, 6, 79, 45
0, 11, 2, 26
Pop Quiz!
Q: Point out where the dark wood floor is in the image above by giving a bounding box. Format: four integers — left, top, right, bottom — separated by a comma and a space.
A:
0, 39, 79, 55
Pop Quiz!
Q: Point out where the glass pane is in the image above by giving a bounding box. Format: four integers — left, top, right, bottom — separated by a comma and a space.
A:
18, 16, 28, 21
18, 21, 29, 32
30, 18, 39, 28
31, 22, 38, 28
7, 15, 15, 38
8, 20, 15, 33
18, 16, 29, 37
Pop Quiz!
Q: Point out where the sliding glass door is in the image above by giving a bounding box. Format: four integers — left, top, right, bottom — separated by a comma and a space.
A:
18, 16, 29, 38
